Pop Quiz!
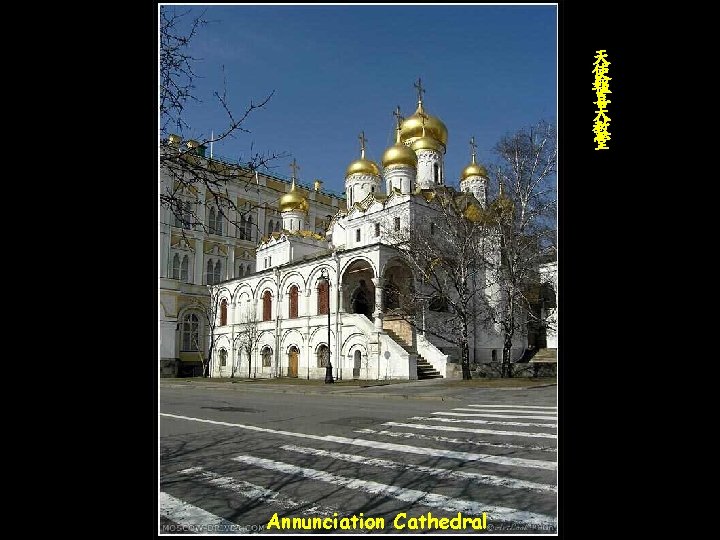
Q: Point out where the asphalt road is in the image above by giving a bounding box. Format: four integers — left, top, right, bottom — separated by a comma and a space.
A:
160, 382, 558, 534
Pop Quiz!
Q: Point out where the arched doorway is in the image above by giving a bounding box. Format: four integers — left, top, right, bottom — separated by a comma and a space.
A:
288, 345, 299, 377
341, 259, 376, 318
352, 350, 362, 379
351, 280, 372, 318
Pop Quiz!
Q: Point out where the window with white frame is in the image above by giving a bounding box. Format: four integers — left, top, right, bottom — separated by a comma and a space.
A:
206, 259, 223, 285
182, 313, 201, 351
180, 255, 189, 281
208, 207, 223, 236
174, 200, 193, 229
262, 346, 272, 367
172, 253, 180, 279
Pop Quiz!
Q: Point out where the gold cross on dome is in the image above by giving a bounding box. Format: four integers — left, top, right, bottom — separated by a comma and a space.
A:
289, 158, 300, 181
358, 131, 367, 158
393, 106, 404, 129
414, 77, 425, 102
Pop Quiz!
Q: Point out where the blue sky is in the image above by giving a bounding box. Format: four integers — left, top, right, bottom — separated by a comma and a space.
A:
163, 4, 557, 196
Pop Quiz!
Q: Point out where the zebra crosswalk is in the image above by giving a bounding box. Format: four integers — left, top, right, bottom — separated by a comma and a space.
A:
160, 402, 558, 534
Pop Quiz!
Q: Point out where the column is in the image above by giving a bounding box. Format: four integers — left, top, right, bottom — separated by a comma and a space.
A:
338, 285, 344, 312
226, 243, 235, 280
194, 237, 205, 285
304, 288, 312, 317
160, 227, 170, 278
371, 277, 384, 330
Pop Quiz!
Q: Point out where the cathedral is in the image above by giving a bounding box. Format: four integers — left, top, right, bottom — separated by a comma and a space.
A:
201, 84, 530, 381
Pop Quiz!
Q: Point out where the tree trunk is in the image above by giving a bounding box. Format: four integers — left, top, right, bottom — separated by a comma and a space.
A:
502, 332, 513, 378
460, 325, 472, 380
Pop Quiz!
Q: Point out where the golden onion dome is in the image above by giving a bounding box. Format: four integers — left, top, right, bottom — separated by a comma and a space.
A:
345, 157, 380, 177
461, 137, 488, 180
345, 131, 380, 177
411, 135, 445, 153
382, 123, 418, 169
278, 177, 308, 213
400, 101, 448, 147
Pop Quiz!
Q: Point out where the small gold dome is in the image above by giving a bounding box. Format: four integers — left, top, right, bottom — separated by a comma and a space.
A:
400, 102, 448, 147
345, 158, 380, 177
345, 130, 380, 177
411, 135, 444, 153
382, 125, 418, 169
461, 137, 488, 180
461, 162, 488, 180
278, 178, 308, 213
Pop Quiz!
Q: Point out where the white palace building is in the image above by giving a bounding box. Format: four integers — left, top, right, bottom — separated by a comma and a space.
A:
171, 86, 533, 381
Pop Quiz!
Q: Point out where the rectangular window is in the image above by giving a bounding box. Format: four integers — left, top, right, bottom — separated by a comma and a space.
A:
394, 217, 400, 231
356, 229, 361, 242
374, 223, 380, 237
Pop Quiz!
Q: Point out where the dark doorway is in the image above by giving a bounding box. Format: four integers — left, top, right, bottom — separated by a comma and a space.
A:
353, 350, 362, 379
351, 280, 371, 318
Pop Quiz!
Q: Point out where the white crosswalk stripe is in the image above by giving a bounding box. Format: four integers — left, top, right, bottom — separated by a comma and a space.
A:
159, 491, 244, 534
383, 420, 558, 439
231, 454, 557, 529
439, 411, 558, 420
178, 467, 341, 516
466, 404, 557, 409
353, 428, 557, 452
280, 444, 556, 494
410, 416, 558, 429
451, 407, 558, 416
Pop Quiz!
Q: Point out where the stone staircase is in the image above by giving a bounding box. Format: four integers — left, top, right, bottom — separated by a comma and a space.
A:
529, 348, 557, 363
385, 329, 443, 380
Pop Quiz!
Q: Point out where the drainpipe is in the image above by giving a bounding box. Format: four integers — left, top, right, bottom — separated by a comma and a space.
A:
334, 250, 341, 380
275, 266, 281, 378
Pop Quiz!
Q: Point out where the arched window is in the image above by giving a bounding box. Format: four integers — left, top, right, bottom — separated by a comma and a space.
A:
262, 290, 272, 321
174, 200, 193, 229
268, 220, 274, 235
433, 163, 439, 184
182, 313, 200, 351
214, 260, 222, 284
172, 254, 180, 279
353, 350, 362, 378
180, 255, 189, 281
262, 346, 272, 367
289, 285, 299, 319
219, 349, 227, 367
246, 264, 251, 276
239, 216, 246, 240
430, 222, 436, 235
317, 344, 329, 368
220, 299, 228, 326
317, 279, 329, 315
209, 207, 217, 234
275, 221, 281, 232
206, 259, 214, 285
246, 216, 252, 241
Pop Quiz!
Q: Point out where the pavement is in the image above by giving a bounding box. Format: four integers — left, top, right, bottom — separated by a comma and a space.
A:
160, 377, 557, 402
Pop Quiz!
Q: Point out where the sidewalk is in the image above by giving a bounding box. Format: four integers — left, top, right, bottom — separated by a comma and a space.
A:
161, 377, 557, 402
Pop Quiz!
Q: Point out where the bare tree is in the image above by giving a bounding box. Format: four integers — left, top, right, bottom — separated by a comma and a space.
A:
383, 121, 556, 380
160, 6, 288, 239
480, 120, 557, 378
187, 287, 222, 378
387, 189, 490, 380
234, 304, 260, 379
